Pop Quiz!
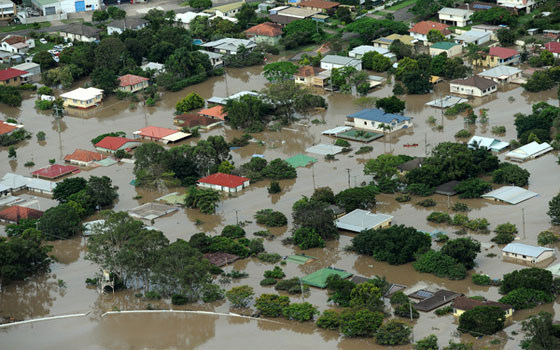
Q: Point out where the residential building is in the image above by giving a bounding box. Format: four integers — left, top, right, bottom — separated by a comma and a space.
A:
117, 74, 149, 93
545, 42, 560, 58
452, 296, 513, 318
320, 55, 362, 71
471, 24, 504, 40
276, 6, 319, 19
346, 108, 412, 133
197, 172, 250, 193
468, 136, 509, 152
94, 136, 141, 154
31, 164, 80, 179
450, 76, 497, 97
397, 157, 424, 174
502, 243, 555, 265
201, 38, 256, 55
454, 30, 490, 46
505, 141, 553, 162
32, 0, 101, 15
59, 23, 100, 42
429, 41, 462, 57
475, 47, 520, 67
133, 126, 190, 144
198, 105, 227, 121
298, 0, 339, 15
409, 21, 451, 45
435, 180, 460, 196
348, 45, 396, 61
64, 149, 106, 166
268, 14, 299, 26
410, 289, 463, 312
0, 35, 35, 54
106, 17, 148, 35
199, 50, 224, 68
244, 22, 283, 45
204, 1, 244, 18
60, 87, 104, 109
140, 62, 165, 75
0, 120, 22, 135
478, 65, 523, 83
543, 30, 560, 39
497, 0, 537, 13
294, 65, 330, 88
335, 209, 393, 233
0, 205, 43, 224
372, 34, 415, 49
482, 186, 538, 205
0, 173, 57, 194
175, 11, 211, 29
438, 7, 473, 27
0, 0, 16, 21
0, 68, 28, 86
207, 90, 260, 105
174, 114, 223, 130
12, 62, 41, 82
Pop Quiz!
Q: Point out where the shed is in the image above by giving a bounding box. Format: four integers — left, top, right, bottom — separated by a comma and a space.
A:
286, 254, 316, 265
481, 186, 538, 205
468, 136, 509, 152
285, 154, 317, 168
335, 209, 393, 232
425, 95, 468, 108
129, 202, 179, 220
301, 267, 353, 288
305, 144, 344, 155
502, 243, 555, 265
435, 180, 460, 196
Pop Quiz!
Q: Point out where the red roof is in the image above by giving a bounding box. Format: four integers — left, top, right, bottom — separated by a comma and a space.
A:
295, 65, 325, 77
95, 136, 138, 151
0, 68, 27, 81
545, 41, 560, 54
31, 164, 80, 179
1, 35, 27, 45
488, 47, 518, 59
0, 205, 43, 223
0, 121, 17, 135
198, 105, 227, 121
198, 172, 249, 188
134, 126, 178, 139
245, 22, 283, 37
174, 114, 219, 128
299, 0, 340, 9
118, 74, 149, 87
409, 21, 451, 36
64, 149, 106, 163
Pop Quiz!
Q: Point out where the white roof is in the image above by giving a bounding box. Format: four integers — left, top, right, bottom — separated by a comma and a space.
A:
482, 186, 538, 205
438, 7, 473, 16
82, 219, 106, 237
0, 173, 57, 192
546, 263, 560, 276
161, 131, 191, 142
175, 11, 210, 24
207, 90, 259, 105
502, 243, 554, 258
454, 30, 490, 43
478, 65, 522, 79
13, 62, 39, 71
468, 136, 509, 152
199, 50, 223, 59
201, 38, 256, 52
60, 87, 104, 101
277, 7, 319, 18
322, 126, 352, 135
141, 62, 165, 71
306, 144, 344, 155
506, 141, 553, 161
425, 95, 468, 108
335, 209, 393, 233
349, 45, 391, 56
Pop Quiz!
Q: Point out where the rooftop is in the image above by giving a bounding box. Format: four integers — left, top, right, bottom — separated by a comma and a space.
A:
299, 0, 340, 9
430, 41, 460, 50
450, 76, 497, 90
435, 180, 460, 196
60, 23, 100, 38
277, 7, 320, 18
201, 37, 256, 51
545, 41, 560, 54
198, 105, 227, 120
438, 7, 473, 16
245, 22, 282, 37
347, 108, 411, 123
397, 157, 424, 172
1, 35, 28, 45
350, 45, 392, 56
285, 154, 317, 168
31, 164, 80, 179
502, 243, 555, 258
64, 149, 106, 163
335, 209, 393, 233
452, 296, 512, 312
481, 186, 538, 205
60, 87, 104, 101
413, 289, 462, 312
0, 173, 57, 193
373, 34, 415, 45
203, 252, 240, 267
488, 46, 518, 59
321, 54, 361, 66
454, 30, 489, 42
205, 1, 244, 13
198, 172, 249, 188
107, 17, 148, 29
133, 126, 181, 139
0, 205, 43, 223
478, 65, 522, 78
295, 65, 325, 77
302, 267, 352, 288
175, 114, 221, 128
268, 14, 299, 25
468, 136, 509, 152
0, 121, 18, 135
506, 141, 553, 161
95, 136, 139, 151
0, 68, 27, 81
175, 11, 210, 24
118, 74, 149, 87
409, 21, 451, 36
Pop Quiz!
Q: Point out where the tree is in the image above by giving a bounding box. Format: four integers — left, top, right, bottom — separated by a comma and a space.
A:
310, 187, 335, 204
92, 9, 109, 22
263, 81, 315, 124
255, 294, 290, 317
345, 17, 408, 43
427, 29, 445, 43
492, 163, 530, 186
548, 192, 560, 225
376, 320, 411, 345
91, 68, 118, 93
293, 227, 325, 249
0, 230, 51, 286
86, 176, 118, 209
370, 52, 391, 72
224, 95, 270, 132
176, 93, 204, 113
107, 6, 126, 19
39, 203, 81, 240
416, 335, 439, 350
498, 288, 554, 310
335, 185, 377, 212
189, 0, 212, 10
395, 57, 418, 81
33, 51, 56, 70
364, 154, 402, 190
226, 285, 254, 307
471, 7, 517, 25
95, 37, 126, 72
459, 306, 505, 336
255, 209, 287, 227
454, 178, 491, 199
523, 71, 555, 92
317, 310, 340, 330
282, 302, 319, 322
389, 39, 413, 59
410, 0, 453, 19
375, 96, 405, 114
521, 312, 560, 350
263, 62, 298, 82
339, 309, 383, 337
292, 197, 338, 240
492, 223, 518, 244
185, 187, 221, 214
497, 28, 515, 46
500, 268, 554, 295
41, 66, 74, 88
133, 142, 168, 186
403, 69, 432, 94
325, 274, 355, 307
440, 238, 481, 270
221, 225, 246, 239
413, 250, 467, 280
350, 282, 383, 311
8, 146, 16, 159
538, 231, 559, 247
262, 159, 297, 180
335, 6, 352, 23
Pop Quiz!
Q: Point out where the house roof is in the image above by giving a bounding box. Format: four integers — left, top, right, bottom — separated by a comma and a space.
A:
201, 38, 256, 51
60, 23, 100, 38
203, 252, 240, 267
118, 74, 149, 87
175, 11, 211, 24
95, 136, 139, 151
268, 14, 299, 25
450, 76, 497, 90
205, 1, 244, 13
277, 7, 320, 18
0, 68, 27, 81
31, 164, 80, 179
198, 105, 227, 120
350, 45, 393, 56
60, 87, 104, 101
0, 205, 43, 223
438, 7, 473, 17
481, 186, 538, 205
198, 172, 249, 188
175, 114, 221, 128
0, 173, 56, 192
413, 289, 462, 312
506, 141, 553, 160
302, 267, 352, 288
295, 65, 325, 77
478, 65, 522, 79
107, 17, 148, 30
321, 54, 361, 66
397, 157, 424, 172
335, 209, 393, 232
454, 30, 490, 43
299, 0, 340, 9
545, 41, 560, 54
134, 126, 178, 139
0, 121, 18, 135
502, 243, 555, 258
64, 149, 106, 163
435, 180, 460, 196
452, 296, 512, 312
430, 41, 459, 50
347, 108, 411, 123
468, 136, 509, 151
1, 35, 28, 45
409, 21, 451, 36
245, 22, 283, 37
373, 34, 415, 46
488, 46, 518, 59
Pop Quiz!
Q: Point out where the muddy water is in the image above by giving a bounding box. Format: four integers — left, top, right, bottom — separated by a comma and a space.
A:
1, 61, 559, 349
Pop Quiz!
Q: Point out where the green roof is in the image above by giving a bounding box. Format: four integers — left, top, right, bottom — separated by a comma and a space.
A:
286, 254, 317, 265
157, 192, 187, 205
431, 41, 459, 50
301, 267, 353, 288
285, 154, 317, 168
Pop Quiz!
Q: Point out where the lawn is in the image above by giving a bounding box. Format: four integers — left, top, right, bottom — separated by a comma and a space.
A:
29, 40, 55, 54
386, 0, 417, 11
0, 22, 51, 33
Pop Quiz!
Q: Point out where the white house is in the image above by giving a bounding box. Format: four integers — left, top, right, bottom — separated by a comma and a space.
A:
505, 141, 553, 162
454, 30, 490, 47
502, 243, 555, 265
140, 62, 165, 75
348, 45, 396, 62
59, 23, 100, 42
201, 38, 256, 55
478, 65, 523, 84
107, 17, 148, 35
450, 76, 497, 97
60, 87, 103, 109
438, 7, 473, 27
204, 1, 244, 18
409, 21, 451, 45
0, 35, 35, 54
175, 11, 211, 29
320, 55, 362, 71
335, 209, 393, 233
497, 0, 537, 13
0, 0, 16, 21
199, 50, 224, 68
346, 108, 412, 133
32, 0, 101, 15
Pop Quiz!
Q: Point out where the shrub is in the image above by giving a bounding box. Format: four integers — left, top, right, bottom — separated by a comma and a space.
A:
413, 250, 467, 280
435, 306, 453, 316
275, 278, 308, 294
427, 212, 451, 223
451, 214, 469, 227
375, 320, 412, 345
202, 284, 224, 302
452, 202, 469, 212
37, 86, 52, 95
260, 278, 278, 286
145, 291, 161, 300
395, 194, 411, 202
417, 198, 436, 207
24, 161, 35, 167
498, 288, 554, 309
221, 225, 246, 239
390, 291, 409, 305
459, 305, 506, 336
293, 227, 325, 249
255, 294, 290, 317
255, 209, 288, 227
355, 146, 373, 154
339, 309, 384, 337
334, 139, 351, 147
455, 129, 472, 138
226, 285, 254, 307
257, 252, 282, 263
466, 218, 489, 232
267, 181, 281, 194
316, 310, 340, 330
472, 274, 491, 286
264, 266, 285, 279
282, 302, 319, 322
35, 99, 53, 110
394, 302, 419, 319
222, 270, 249, 279
172, 294, 189, 305
407, 183, 435, 196
36, 131, 46, 141
491, 126, 506, 134
538, 231, 559, 246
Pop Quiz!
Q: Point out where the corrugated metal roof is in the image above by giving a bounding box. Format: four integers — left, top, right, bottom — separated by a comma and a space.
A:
482, 186, 538, 205
321, 55, 361, 66
506, 141, 553, 160
347, 108, 411, 123
502, 243, 554, 257
335, 209, 393, 232
478, 65, 522, 78
468, 136, 509, 152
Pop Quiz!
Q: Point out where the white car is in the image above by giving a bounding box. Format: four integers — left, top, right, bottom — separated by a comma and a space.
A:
48, 49, 57, 55
52, 56, 59, 63
39, 38, 47, 44
53, 45, 63, 50
64, 43, 73, 48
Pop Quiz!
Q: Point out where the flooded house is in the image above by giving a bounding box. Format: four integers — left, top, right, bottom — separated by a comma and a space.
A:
201, 38, 256, 55
452, 296, 514, 318
450, 76, 497, 97
106, 17, 148, 35
64, 149, 107, 167
475, 47, 520, 68
0, 68, 28, 86
0, 205, 43, 224
133, 126, 190, 144
244, 22, 283, 45
335, 209, 393, 232
60, 87, 104, 109
94, 136, 141, 154
0, 120, 23, 136
477, 65, 523, 84
467, 136, 509, 152
197, 172, 250, 193
482, 186, 538, 205
320, 55, 362, 71
346, 108, 412, 133
505, 141, 553, 162
502, 243, 555, 265
117, 74, 149, 94
409, 21, 451, 45
198, 105, 227, 121
294, 65, 329, 88
31, 164, 80, 180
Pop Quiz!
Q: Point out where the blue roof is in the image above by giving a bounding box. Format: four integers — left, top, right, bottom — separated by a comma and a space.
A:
348, 108, 411, 123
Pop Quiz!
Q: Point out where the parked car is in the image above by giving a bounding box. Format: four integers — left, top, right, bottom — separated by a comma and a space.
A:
52, 56, 59, 63
39, 38, 47, 44
53, 45, 63, 50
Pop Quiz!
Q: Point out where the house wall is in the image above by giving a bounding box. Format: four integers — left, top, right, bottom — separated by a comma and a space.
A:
430, 45, 462, 57
320, 61, 362, 71
502, 250, 555, 264
251, 34, 281, 45
60, 31, 97, 42
353, 117, 412, 133
481, 71, 522, 83
60, 0, 100, 14
497, 0, 536, 12
0, 1, 15, 19
475, 54, 520, 68
453, 308, 513, 318
118, 80, 149, 93
0, 75, 24, 86
66, 159, 93, 167
62, 94, 103, 109
450, 82, 496, 97
1, 38, 35, 54
439, 13, 472, 27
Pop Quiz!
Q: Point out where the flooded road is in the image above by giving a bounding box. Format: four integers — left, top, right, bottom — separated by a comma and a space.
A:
0, 60, 559, 349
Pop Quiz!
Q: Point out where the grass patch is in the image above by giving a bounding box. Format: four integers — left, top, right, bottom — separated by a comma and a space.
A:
60, 18, 84, 24
29, 41, 55, 54
386, 0, 417, 11
0, 22, 51, 33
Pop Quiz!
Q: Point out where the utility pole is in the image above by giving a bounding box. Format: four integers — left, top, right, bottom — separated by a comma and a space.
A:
312, 163, 316, 189
522, 208, 526, 240
346, 168, 351, 188
223, 63, 230, 97
424, 132, 428, 157
235, 210, 239, 225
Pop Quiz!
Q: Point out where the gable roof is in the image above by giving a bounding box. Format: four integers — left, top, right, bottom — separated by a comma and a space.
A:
335, 209, 393, 232
31, 164, 80, 179
478, 65, 522, 78
1, 35, 28, 45
0, 205, 43, 223
348, 108, 411, 123
0, 121, 18, 135
502, 243, 555, 258
295, 65, 325, 77
454, 30, 490, 42
174, 114, 220, 128
268, 14, 299, 25
506, 141, 553, 160
198, 105, 227, 120
60, 87, 104, 101
107, 17, 148, 30
0, 68, 27, 81
373, 34, 415, 46
118, 74, 149, 87
321, 54, 361, 66
198, 172, 249, 188
488, 46, 518, 59
450, 76, 497, 90
134, 126, 177, 139
409, 21, 451, 36
350, 45, 393, 56
245, 22, 283, 37
438, 7, 473, 16
95, 136, 139, 150
452, 296, 512, 312
201, 38, 256, 51
430, 41, 459, 50
299, 0, 340, 9
481, 186, 538, 205
64, 149, 106, 163
545, 41, 560, 54
397, 157, 424, 172
468, 136, 509, 151
61, 23, 100, 38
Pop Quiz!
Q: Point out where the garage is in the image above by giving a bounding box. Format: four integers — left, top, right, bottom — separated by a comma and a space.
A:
45, 6, 56, 15
74, 1, 85, 12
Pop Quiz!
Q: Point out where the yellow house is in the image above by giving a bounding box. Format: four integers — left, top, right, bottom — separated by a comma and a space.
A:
117, 74, 149, 93
60, 87, 104, 109
452, 296, 514, 318
294, 65, 330, 88
373, 34, 415, 49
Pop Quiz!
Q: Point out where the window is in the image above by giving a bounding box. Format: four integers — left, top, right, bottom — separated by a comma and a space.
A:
363, 121, 367, 125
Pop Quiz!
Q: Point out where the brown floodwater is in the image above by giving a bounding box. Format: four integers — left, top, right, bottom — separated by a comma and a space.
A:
1, 60, 559, 349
